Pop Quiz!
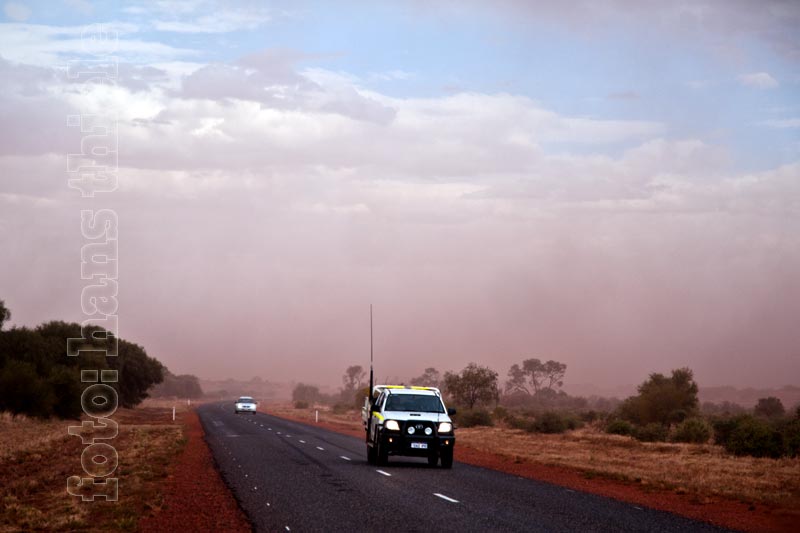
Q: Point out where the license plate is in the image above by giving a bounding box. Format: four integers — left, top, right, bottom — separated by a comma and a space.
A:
411, 442, 427, 449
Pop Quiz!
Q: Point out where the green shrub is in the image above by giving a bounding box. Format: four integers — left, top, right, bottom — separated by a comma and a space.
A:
724, 416, 783, 458
783, 419, 800, 458
634, 423, 669, 442
671, 418, 712, 444
293, 400, 309, 409
455, 409, 493, 428
0, 360, 54, 418
532, 411, 568, 434
580, 410, 599, 423
493, 405, 509, 422
505, 414, 535, 432
711, 416, 746, 446
606, 419, 635, 436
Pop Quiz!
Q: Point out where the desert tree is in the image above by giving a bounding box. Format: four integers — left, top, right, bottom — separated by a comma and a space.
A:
618, 367, 699, 426
443, 363, 499, 410
410, 367, 441, 388
754, 397, 785, 419
505, 358, 567, 395
292, 383, 321, 405
0, 299, 9, 330
342, 365, 366, 392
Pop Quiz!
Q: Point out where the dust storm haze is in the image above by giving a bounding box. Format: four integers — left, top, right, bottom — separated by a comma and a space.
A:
1, 1, 799, 391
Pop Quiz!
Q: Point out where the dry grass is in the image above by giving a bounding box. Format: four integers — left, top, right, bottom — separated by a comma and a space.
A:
0, 413, 68, 461
458, 425, 800, 506
0, 408, 186, 532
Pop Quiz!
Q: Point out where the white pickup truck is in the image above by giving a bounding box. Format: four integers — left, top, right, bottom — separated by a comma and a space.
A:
362, 385, 456, 468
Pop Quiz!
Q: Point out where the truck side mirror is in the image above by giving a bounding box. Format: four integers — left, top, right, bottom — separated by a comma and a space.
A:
447, 407, 456, 416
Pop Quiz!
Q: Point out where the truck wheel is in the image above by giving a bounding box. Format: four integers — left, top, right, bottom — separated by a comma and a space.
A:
441, 449, 453, 469
427, 453, 439, 467
367, 444, 377, 465
377, 439, 389, 466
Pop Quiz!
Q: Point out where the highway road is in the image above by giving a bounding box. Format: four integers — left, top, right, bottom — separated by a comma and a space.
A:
198, 403, 731, 533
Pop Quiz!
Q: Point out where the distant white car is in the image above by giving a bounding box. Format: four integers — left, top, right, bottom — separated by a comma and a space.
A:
235, 396, 257, 414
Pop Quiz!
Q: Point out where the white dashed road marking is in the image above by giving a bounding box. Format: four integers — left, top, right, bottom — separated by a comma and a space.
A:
316, 446, 325, 451
340, 456, 351, 461
299, 440, 306, 444
433, 493, 459, 503
376, 470, 391, 477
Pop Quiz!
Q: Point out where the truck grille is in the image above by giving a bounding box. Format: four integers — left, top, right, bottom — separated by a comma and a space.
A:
402, 420, 436, 437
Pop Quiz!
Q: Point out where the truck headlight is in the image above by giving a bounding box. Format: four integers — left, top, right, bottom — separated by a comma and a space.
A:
438, 422, 452, 433
385, 420, 400, 431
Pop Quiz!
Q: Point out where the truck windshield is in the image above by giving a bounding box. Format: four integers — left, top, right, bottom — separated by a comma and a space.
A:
385, 394, 444, 413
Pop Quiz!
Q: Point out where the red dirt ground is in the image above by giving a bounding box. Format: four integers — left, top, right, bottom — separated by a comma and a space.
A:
138, 411, 251, 533
268, 410, 799, 533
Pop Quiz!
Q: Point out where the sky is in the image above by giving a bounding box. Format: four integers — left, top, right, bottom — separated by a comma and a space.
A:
0, 0, 798, 391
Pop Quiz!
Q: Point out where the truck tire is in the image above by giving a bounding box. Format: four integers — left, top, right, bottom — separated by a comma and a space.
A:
367, 444, 377, 465
441, 448, 453, 469
377, 438, 389, 466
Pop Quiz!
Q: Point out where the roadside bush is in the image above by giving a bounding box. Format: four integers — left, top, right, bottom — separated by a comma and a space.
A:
455, 409, 493, 428
634, 423, 669, 442
332, 403, 351, 415
505, 414, 535, 432
605, 419, 635, 436
671, 418, 712, 444
293, 400, 309, 409
711, 415, 746, 446
724, 416, 783, 458
565, 414, 584, 431
0, 360, 55, 418
784, 419, 800, 458
532, 411, 567, 434
580, 410, 600, 423
492, 405, 509, 422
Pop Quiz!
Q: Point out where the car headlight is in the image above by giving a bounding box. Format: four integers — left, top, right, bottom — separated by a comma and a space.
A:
438, 422, 452, 433
385, 420, 400, 431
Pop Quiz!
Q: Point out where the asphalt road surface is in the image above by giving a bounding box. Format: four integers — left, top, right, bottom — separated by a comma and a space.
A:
198, 403, 731, 533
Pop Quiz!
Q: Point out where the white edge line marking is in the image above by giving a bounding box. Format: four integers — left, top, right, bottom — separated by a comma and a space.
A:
316, 446, 325, 451
433, 493, 459, 503
340, 455, 351, 461
376, 470, 391, 477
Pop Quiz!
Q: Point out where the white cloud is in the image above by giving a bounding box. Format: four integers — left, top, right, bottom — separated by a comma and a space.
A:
760, 118, 800, 129
0, 22, 194, 66
685, 80, 713, 90
738, 72, 779, 89
369, 70, 414, 82
64, 0, 93, 16
3, 2, 30, 21
151, 4, 270, 33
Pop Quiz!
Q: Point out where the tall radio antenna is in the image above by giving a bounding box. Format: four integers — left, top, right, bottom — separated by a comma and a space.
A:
369, 304, 374, 400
